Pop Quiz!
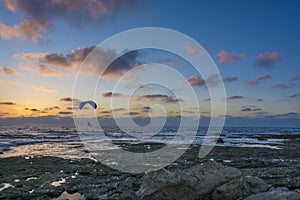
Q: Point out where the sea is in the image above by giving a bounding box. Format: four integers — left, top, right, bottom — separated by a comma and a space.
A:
0, 125, 299, 159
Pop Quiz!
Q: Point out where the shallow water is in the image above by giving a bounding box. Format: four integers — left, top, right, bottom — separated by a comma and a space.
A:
0, 125, 299, 159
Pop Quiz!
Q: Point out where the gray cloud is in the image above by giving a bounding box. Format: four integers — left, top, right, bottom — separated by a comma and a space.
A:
255, 52, 281, 68
1, 0, 137, 42
0, 102, 16, 105
136, 94, 183, 103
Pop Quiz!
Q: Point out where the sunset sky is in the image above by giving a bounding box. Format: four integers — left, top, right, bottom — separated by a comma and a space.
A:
0, 0, 299, 126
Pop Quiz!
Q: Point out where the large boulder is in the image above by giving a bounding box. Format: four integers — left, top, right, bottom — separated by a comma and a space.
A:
136, 161, 242, 200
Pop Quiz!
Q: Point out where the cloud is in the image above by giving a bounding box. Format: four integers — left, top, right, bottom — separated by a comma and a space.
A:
25, 108, 39, 112
241, 108, 252, 112
256, 98, 264, 102
241, 107, 263, 112
183, 45, 205, 56
1, 0, 137, 42
32, 85, 55, 92
0, 102, 16, 105
44, 54, 72, 68
18, 64, 68, 77
59, 97, 79, 102
183, 74, 221, 88
102, 92, 125, 97
223, 76, 238, 83
124, 112, 140, 116
58, 111, 73, 115
136, 94, 183, 103
44, 106, 60, 111
255, 52, 281, 68
100, 111, 111, 114
227, 95, 244, 100
16, 46, 141, 77
185, 76, 205, 86
0, 19, 48, 43
217, 50, 245, 64
2, 66, 19, 75
290, 93, 300, 98
111, 108, 125, 112
140, 106, 151, 112
291, 75, 300, 81
245, 74, 272, 85
271, 112, 300, 119
257, 74, 271, 80
244, 80, 259, 85
273, 84, 289, 89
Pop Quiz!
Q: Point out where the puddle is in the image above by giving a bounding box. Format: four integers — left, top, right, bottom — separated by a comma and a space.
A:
0, 183, 13, 191
51, 178, 66, 187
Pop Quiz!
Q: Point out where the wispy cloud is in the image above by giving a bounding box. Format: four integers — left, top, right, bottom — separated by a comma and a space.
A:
217, 50, 245, 64
291, 75, 300, 81
183, 74, 221, 88
256, 98, 264, 102
0, 0, 137, 42
16, 46, 141, 77
44, 106, 60, 111
0, 102, 16, 105
223, 76, 238, 83
227, 95, 244, 100
1, 66, 19, 75
244, 74, 271, 85
32, 85, 55, 92
58, 111, 73, 115
244, 80, 259, 85
241, 107, 262, 112
273, 84, 289, 89
290, 93, 300, 98
255, 52, 281, 68
102, 92, 125, 98
257, 74, 271, 80
136, 94, 183, 103
183, 45, 205, 56
59, 97, 79, 102
140, 106, 151, 112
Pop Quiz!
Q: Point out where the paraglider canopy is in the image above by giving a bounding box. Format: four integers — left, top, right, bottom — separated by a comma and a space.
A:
79, 101, 97, 110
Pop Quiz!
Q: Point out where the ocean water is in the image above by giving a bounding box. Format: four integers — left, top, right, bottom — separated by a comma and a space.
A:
0, 125, 299, 159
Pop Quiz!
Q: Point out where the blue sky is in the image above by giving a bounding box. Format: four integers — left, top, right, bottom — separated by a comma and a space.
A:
0, 0, 299, 126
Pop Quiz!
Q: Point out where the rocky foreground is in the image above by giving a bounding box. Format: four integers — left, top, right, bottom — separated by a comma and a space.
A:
0, 142, 299, 199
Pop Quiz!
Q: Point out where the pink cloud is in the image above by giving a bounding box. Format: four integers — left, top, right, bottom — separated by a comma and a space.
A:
1, 66, 19, 75
244, 80, 259, 85
183, 45, 205, 56
184, 76, 205, 86
217, 50, 245, 64
273, 84, 289, 89
0, 19, 48, 43
257, 74, 271, 80
32, 85, 55, 92
290, 93, 300, 98
291, 75, 300, 81
255, 52, 281, 68
183, 74, 221, 88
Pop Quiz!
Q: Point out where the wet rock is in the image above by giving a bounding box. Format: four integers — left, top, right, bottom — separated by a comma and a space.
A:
245, 187, 300, 200
136, 161, 242, 200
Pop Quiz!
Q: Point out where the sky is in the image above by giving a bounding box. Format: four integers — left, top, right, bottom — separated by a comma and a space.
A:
0, 0, 299, 127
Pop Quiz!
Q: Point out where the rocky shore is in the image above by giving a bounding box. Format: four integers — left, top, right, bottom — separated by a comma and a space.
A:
0, 138, 299, 199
